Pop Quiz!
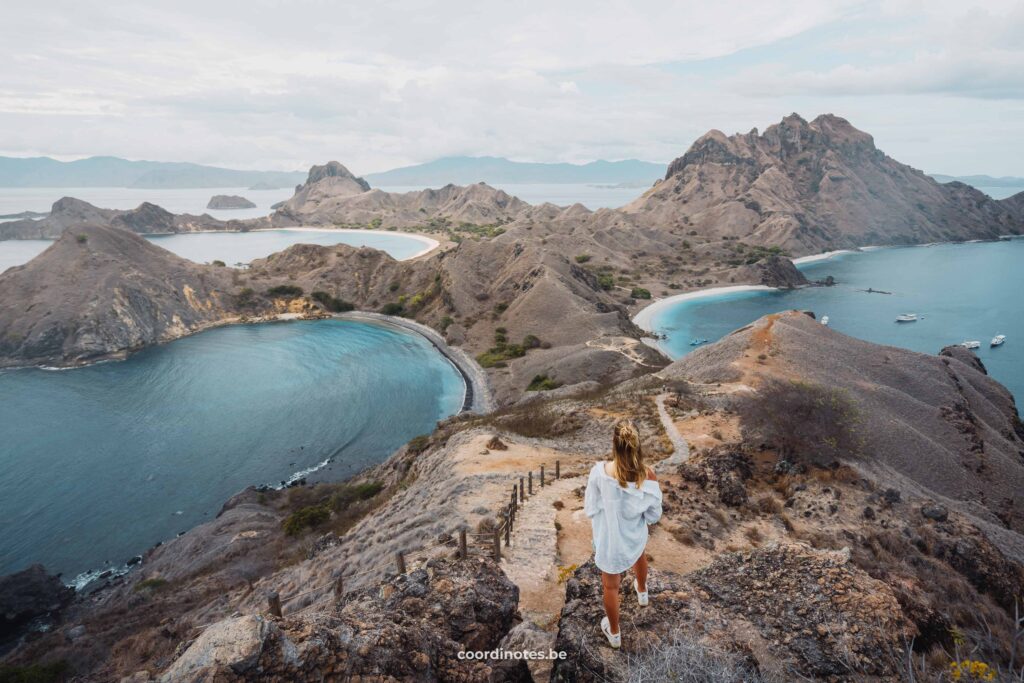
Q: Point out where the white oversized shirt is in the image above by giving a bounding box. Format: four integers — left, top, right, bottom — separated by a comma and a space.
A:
584, 461, 663, 574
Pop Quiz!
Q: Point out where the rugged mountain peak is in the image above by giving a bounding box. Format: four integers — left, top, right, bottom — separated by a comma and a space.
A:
304, 160, 371, 191
633, 113, 1022, 253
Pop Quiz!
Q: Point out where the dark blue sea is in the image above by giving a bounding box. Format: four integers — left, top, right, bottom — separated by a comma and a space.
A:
0, 319, 463, 583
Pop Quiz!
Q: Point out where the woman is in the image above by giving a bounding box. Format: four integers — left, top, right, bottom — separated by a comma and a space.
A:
584, 419, 662, 649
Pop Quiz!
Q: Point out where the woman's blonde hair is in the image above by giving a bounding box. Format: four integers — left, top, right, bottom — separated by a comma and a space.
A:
611, 420, 645, 487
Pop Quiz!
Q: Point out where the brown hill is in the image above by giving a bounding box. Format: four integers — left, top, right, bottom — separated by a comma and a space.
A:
624, 114, 1023, 254
0, 226, 239, 366
661, 310, 1024, 542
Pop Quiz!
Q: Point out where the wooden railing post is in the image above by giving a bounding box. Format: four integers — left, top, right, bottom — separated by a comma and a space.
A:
541, 464, 545, 487
519, 477, 525, 503
395, 551, 406, 575
458, 529, 467, 559
512, 486, 518, 514
556, 460, 560, 479
505, 505, 512, 546
492, 529, 502, 561
267, 591, 282, 618
528, 471, 533, 496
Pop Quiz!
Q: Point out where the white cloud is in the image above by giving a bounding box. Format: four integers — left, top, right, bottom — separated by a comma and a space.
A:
0, 0, 1021, 175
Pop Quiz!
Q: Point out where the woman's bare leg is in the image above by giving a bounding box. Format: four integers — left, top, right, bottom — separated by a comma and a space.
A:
632, 552, 648, 593
601, 571, 621, 635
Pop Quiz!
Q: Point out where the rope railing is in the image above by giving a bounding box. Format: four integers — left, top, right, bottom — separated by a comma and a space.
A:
263, 457, 564, 618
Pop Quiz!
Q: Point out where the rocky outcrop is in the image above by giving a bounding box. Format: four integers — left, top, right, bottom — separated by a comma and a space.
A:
207, 195, 256, 210
154, 557, 519, 682
0, 197, 228, 240
552, 546, 912, 682
0, 565, 74, 644
624, 114, 1023, 254
735, 254, 809, 288
273, 175, 530, 229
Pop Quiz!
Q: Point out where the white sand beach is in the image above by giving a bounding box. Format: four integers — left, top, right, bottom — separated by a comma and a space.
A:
632, 285, 775, 332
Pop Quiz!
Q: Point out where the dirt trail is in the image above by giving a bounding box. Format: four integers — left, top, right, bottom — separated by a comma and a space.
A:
654, 392, 689, 473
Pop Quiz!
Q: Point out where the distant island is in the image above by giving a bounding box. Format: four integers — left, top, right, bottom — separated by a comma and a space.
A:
0, 156, 307, 189
207, 195, 256, 210
363, 155, 665, 186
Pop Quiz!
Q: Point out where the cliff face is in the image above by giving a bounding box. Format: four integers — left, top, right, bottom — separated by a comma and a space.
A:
625, 114, 1024, 254
0, 226, 241, 366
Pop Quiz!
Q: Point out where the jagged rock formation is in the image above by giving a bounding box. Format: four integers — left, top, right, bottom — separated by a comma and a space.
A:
624, 114, 1024, 254
272, 161, 530, 228
662, 311, 1024, 538
0, 197, 229, 240
207, 194, 256, 210
552, 547, 912, 681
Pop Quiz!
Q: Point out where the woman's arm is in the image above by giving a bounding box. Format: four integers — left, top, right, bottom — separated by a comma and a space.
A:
583, 467, 602, 518
642, 468, 662, 524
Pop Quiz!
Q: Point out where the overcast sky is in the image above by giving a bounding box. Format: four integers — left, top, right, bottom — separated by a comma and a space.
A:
3, 0, 1022, 175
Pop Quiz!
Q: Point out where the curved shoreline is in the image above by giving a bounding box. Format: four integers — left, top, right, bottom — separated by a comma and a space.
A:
258, 226, 441, 260
336, 311, 493, 414
632, 285, 775, 333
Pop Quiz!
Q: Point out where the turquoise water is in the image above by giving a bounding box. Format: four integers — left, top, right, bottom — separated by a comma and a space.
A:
647, 240, 1024, 400
0, 319, 463, 582
0, 228, 432, 273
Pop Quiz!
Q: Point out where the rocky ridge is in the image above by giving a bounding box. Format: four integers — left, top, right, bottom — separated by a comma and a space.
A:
625, 114, 1023, 254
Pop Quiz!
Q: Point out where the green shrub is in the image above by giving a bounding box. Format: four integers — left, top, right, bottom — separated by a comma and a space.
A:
407, 434, 431, 454
75, 234, 87, 244
389, 281, 401, 292
736, 378, 861, 463
527, 374, 562, 392
631, 287, 652, 299
439, 316, 454, 331
597, 274, 614, 290
311, 291, 354, 312
282, 504, 331, 536
266, 284, 304, 298
574, 254, 592, 263
0, 661, 70, 683
523, 334, 542, 349
235, 287, 256, 308
329, 481, 384, 511
211, 259, 226, 267
380, 302, 405, 316
133, 577, 169, 592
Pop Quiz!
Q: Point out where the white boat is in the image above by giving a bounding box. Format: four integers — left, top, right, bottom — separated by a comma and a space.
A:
991, 335, 1006, 347
895, 313, 918, 323
821, 315, 829, 326
960, 340, 981, 349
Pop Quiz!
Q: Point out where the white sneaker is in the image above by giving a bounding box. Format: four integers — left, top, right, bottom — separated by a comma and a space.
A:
633, 578, 649, 607
600, 616, 621, 649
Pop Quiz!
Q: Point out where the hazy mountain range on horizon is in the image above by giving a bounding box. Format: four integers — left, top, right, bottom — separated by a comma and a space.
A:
1, 153, 1022, 194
